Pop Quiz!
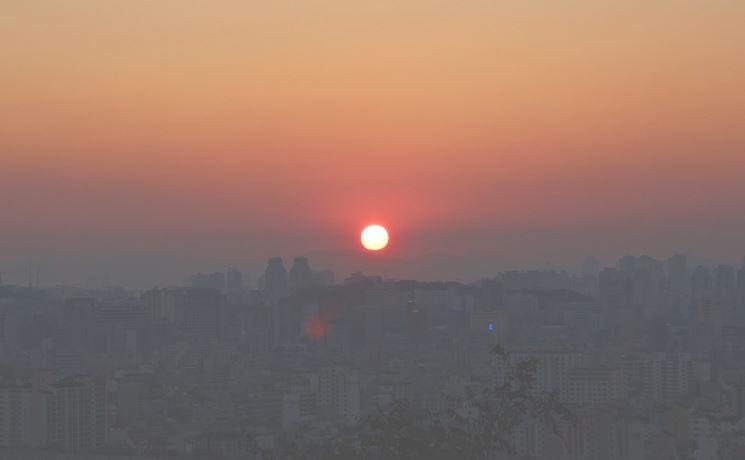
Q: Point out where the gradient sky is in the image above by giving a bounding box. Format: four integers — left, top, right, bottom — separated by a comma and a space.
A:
2, 1, 744, 287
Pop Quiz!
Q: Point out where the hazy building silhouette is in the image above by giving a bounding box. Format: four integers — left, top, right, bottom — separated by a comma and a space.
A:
628, 352, 694, 402
0, 382, 46, 448
715, 264, 736, 317
565, 366, 625, 405
344, 272, 382, 286
581, 256, 600, 277
667, 254, 690, 294
407, 301, 429, 345
737, 261, 745, 317
313, 269, 335, 286
599, 268, 631, 309
264, 257, 287, 301
191, 272, 226, 291
288, 257, 313, 292
226, 268, 243, 293
62, 297, 95, 351
46, 377, 108, 450
691, 266, 713, 305
317, 366, 360, 425
89, 300, 148, 353
182, 288, 223, 343
620, 255, 665, 309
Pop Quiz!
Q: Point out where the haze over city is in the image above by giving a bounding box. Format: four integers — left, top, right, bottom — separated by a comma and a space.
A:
2, 2, 745, 460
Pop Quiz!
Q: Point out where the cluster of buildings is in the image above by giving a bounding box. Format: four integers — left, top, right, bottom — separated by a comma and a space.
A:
2, 254, 745, 459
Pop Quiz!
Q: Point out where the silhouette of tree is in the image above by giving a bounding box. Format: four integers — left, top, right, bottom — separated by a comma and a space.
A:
248, 344, 573, 460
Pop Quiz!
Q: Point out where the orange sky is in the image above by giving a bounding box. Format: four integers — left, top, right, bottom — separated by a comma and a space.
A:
1, 1, 744, 285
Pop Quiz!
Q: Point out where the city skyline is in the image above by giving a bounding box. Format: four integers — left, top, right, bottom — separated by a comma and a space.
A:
3, 2, 745, 459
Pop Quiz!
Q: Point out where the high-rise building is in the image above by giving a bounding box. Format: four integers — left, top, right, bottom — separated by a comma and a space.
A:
282, 390, 317, 428
313, 270, 335, 287
62, 298, 95, 351
667, 254, 690, 294
494, 349, 586, 395
407, 301, 429, 344
598, 268, 631, 310
191, 272, 226, 291
140, 287, 184, 347
141, 287, 183, 323
691, 266, 713, 307
581, 256, 600, 277
620, 255, 665, 309
715, 264, 737, 317
627, 352, 694, 402
288, 257, 313, 293
46, 377, 107, 451
317, 366, 360, 425
263, 257, 287, 301
89, 300, 148, 353
226, 268, 243, 293
182, 288, 223, 343
737, 260, 745, 318
565, 366, 625, 405
0, 382, 46, 448
0, 303, 24, 356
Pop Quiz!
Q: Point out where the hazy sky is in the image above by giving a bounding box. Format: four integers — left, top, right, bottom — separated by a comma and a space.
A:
2, 1, 744, 287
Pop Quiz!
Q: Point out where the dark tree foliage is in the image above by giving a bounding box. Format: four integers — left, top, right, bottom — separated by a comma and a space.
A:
248, 345, 573, 460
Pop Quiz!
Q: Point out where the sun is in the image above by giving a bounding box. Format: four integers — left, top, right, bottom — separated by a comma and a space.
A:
361, 224, 389, 251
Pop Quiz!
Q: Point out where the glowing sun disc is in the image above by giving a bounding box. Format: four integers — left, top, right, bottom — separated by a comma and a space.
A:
361, 225, 389, 251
